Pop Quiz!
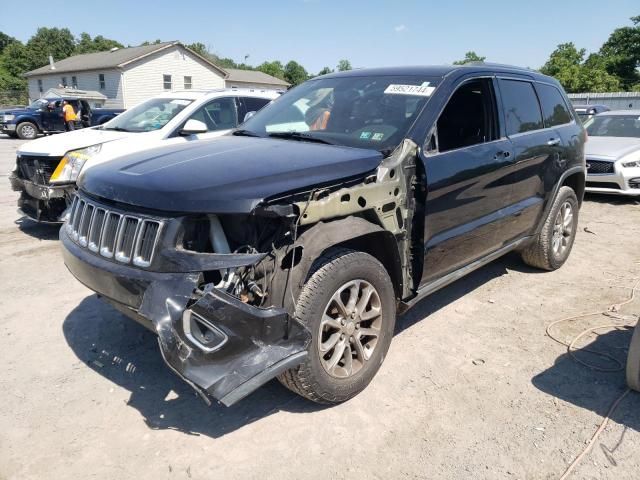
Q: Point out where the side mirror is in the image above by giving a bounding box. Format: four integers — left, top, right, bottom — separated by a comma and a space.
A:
179, 119, 208, 136
243, 111, 256, 122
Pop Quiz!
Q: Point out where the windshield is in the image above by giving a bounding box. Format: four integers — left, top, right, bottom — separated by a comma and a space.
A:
28, 99, 49, 109
584, 115, 640, 138
102, 97, 194, 132
241, 75, 441, 151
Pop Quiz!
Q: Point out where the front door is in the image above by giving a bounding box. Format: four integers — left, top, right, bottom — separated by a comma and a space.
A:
42, 100, 65, 132
420, 77, 514, 285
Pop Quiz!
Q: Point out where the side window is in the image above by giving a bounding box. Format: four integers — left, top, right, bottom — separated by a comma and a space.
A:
98, 74, 105, 90
536, 83, 572, 128
436, 78, 498, 153
188, 97, 238, 132
163, 74, 172, 90
499, 79, 544, 135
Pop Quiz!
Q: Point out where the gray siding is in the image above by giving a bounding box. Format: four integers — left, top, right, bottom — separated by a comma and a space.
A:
28, 69, 123, 108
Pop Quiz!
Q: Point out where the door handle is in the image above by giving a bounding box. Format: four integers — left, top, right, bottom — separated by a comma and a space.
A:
494, 150, 512, 160
547, 138, 561, 146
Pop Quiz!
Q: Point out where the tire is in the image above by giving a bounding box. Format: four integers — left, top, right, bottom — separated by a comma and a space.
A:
6, 132, 18, 139
626, 321, 640, 392
521, 186, 579, 271
16, 122, 38, 140
278, 248, 396, 404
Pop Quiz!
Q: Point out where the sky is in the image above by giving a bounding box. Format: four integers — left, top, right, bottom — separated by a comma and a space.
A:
1, 0, 638, 74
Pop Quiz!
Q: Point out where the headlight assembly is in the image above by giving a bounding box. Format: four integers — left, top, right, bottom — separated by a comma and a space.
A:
50, 144, 102, 184
622, 160, 640, 168
2, 114, 15, 121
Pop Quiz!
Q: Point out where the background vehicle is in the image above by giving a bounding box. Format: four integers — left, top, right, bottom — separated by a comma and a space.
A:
0, 96, 123, 140
573, 104, 610, 122
60, 65, 586, 406
9, 88, 279, 222
583, 110, 640, 196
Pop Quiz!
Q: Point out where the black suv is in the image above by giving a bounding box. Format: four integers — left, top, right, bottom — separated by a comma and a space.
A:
61, 65, 586, 406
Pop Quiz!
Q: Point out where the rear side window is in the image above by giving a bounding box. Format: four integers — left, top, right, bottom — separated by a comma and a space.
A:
243, 97, 271, 113
499, 79, 543, 136
537, 83, 572, 127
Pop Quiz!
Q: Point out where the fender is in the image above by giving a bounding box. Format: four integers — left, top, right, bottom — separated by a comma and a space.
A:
534, 165, 586, 236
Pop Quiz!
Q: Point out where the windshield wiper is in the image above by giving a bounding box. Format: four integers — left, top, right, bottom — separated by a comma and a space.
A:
268, 131, 334, 145
101, 126, 131, 132
232, 129, 262, 137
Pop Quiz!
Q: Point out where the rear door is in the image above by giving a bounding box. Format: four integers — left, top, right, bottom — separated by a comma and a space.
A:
420, 76, 515, 284
495, 78, 565, 241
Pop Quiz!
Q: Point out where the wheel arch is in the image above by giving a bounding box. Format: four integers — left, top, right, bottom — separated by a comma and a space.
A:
562, 170, 586, 207
274, 216, 404, 313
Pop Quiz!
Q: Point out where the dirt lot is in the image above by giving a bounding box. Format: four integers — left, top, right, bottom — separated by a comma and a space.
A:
1, 135, 639, 480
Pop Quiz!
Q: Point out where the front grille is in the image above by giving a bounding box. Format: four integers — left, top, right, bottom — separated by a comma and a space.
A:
586, 159, 614, 175
66, 195, 163, 268
17, 155, 62, 184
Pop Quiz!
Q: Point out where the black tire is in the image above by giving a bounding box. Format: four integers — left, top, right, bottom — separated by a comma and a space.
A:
16, 122, 38, 140
521, 186, 579, 271
278, 248, 396, 404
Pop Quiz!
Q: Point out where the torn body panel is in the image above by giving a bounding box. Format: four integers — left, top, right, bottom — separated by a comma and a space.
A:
60, 139, 422, 406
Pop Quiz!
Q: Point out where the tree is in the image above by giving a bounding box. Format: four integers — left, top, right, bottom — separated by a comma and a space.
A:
257, 60, 285, 79
599, 15, 640, 90
75, 33, 123, 54
284, 60, 308, 86
25, 27, 76, 69
337, 59, 352, 71
186, 42, 208, 57
317, 66, 333, 76
0, 31, 17, 54
540, 42, 620, 93
453, 51, 486, 65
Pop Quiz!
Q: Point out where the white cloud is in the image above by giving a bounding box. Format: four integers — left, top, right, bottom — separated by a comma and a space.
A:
394, 24, 408, 33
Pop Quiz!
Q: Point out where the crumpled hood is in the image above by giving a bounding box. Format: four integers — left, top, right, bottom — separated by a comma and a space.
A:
585, 136, 640, 160
79, 136, 383, 214
17, 127, 134, 156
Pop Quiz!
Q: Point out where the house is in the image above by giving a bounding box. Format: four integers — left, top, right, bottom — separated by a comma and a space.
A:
24, 41, 289, 109
225, 68, 290, 91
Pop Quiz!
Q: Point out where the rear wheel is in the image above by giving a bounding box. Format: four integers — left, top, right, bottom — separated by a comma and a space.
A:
16, 122, 38, 140
278, 248, 396, 403
521, 186, 578, 271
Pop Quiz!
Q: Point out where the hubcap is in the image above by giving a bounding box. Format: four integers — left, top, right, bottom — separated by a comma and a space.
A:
552, 201, 574, 256
22, 125, 36, 138
318, 279, 382, 378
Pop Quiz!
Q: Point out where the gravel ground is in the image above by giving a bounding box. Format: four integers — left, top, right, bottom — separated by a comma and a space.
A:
1, 134, 639, 480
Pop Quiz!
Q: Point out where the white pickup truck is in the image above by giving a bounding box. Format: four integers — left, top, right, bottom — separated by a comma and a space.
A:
9, 88, 280, 222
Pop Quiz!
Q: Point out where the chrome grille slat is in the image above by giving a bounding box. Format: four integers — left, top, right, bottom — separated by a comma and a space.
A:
65, 195, 162, 268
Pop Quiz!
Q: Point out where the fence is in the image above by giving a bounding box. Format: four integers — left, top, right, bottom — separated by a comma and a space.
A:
567, 92, 640, 110
0, 90, 29, 108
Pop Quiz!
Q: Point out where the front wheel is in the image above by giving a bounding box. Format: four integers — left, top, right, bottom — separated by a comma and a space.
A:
16, 122, 38, 140
521, 186, 579, 271
278, 248, 396, 404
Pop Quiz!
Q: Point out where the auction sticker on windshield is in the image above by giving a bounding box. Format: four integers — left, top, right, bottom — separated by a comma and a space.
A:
384, 84, 435, 97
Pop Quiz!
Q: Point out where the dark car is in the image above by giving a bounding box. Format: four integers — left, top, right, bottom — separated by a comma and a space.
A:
0, 96, 123, 139
60, 64, 586, 406
573, 104, 610, 122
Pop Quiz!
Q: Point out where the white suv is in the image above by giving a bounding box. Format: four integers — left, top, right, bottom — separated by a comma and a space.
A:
10, 88, 280, 222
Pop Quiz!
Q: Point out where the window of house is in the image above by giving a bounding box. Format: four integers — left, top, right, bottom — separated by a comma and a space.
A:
499, 79, 544, 136
435, 78, 499, 152
72, 76, 78, 88
536, 83, 572, 128
99, 74, 106, 90
187, 97, 238, 132
163, 74, 172, 90
61, 76, 67, 87
184, 76, 192, 89
37, 79, 43, 93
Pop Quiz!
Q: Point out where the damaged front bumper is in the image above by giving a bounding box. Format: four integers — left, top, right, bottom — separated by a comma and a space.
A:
60, 227, 310, 406
10, 170, 73, 223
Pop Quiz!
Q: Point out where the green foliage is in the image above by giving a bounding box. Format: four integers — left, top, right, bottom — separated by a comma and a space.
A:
317, 67, 334, 76
75, 33, 123, 54
186, 42, 208, 57
337, 59, 352, 71
0, 32, 17, 54
284, 60, 308, 86
540, 42, 620, 93
599, 15, 640, 90
25, 27, 76, 69
257, 61, 285, 80
453, 51, 486, 65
